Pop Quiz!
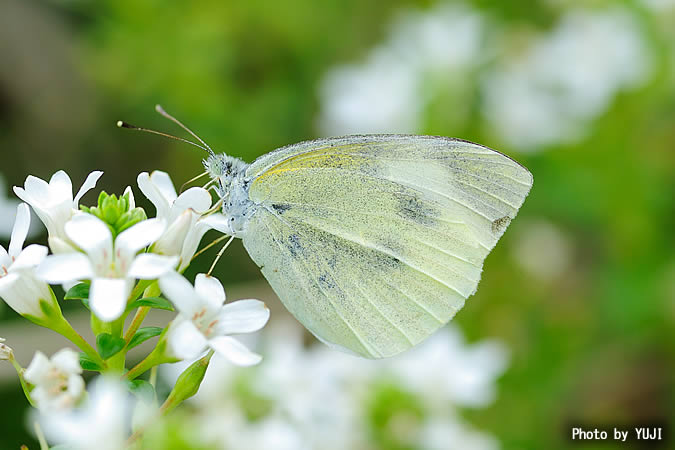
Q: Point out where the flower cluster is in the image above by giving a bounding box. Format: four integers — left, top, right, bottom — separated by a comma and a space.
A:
318, 3, 653, 151
0, 169, 270, 448
161, 321, 508, 450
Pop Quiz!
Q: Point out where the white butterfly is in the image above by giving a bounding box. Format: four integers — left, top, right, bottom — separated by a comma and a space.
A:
122, 107, 533, 359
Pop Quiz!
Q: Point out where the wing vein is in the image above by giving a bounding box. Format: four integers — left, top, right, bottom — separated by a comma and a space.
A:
352, 281, 415, 346
376, 277, 447, 325
263, 208, 381, 357
282, 213, 470, 297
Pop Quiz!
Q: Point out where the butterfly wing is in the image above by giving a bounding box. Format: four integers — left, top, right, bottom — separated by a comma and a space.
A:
241, 135, 533, 358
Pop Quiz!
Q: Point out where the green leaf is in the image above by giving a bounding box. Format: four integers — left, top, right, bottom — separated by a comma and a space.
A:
128, 379, 156, 401
127, 297, 174, 312
64, 283, 90, 300
96, 333, 126, 360
128, 327, 163, 350
79, 352, 103, 371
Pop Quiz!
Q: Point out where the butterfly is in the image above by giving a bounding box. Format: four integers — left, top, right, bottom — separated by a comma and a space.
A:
120, 106, 533, 359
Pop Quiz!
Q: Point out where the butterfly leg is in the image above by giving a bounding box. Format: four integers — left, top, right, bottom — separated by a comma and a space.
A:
207, 235, 235, 276
179, 171, 210, 193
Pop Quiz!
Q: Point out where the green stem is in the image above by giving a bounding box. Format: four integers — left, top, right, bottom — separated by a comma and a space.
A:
9, 353, 35, 408
129, 279, 154, 303
54, 318, 107, 369
123, 345, 172, 381
125, 351, 211, 447
124, 282, 161, 346
124, 307, 150, 345
103, 315, 127, 372
149, 365, 158, 388
34, 422, 49, 450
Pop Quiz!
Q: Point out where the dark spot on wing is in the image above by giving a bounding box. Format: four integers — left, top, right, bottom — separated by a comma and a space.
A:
288, 234, 302, 257
325, 253, 338, 270
492, 216, 511, 234
397, 193, 438, 226
383, 254, 402, 268
318, 273, 336, 290
272, 203, 291, 214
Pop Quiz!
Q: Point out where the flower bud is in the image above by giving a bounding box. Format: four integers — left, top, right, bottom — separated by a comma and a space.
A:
162, 353, 212, 414
81, 191, 147, 237
0, 270, 61, 324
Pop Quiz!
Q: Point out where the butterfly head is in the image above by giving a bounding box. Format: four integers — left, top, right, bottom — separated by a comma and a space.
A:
203, 154, 256, 236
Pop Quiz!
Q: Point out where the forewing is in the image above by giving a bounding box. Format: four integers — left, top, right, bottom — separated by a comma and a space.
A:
243, 135, 532, 358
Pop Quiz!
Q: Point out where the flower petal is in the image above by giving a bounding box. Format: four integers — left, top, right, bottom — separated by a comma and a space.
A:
8, 204, 31, 258
11, 244, 48, 271
150, 171, 178, 204
48, 236, 77, 254
67, 373, 85, 399
37, 253, 94, 283
174, 187, 212, 214
116, 218, 165, 257
177, 217, 211, 272
137, 172, 171, 219
168, 319, 208, 360
0, 245, 11, 268
49, 171, 74, 203
195, 274, 226, 309
0, 272, 20, 293
18, 176, 49, 203
65, 214, 113, 260
123, 186, 136, 209
200, 213, 230, 234
73, 171, 103, 207
208, 335, 262, 366
159, 272, 202, 315
51, 348, 82, 375
217, 299, 270, 335
89, 277, 132, 321
153, 210, 193, 256
127, 253, 177, 279
24, 351, 51, 385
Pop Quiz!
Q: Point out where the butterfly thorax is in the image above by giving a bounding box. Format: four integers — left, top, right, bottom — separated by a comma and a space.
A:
203, 154, 257, 237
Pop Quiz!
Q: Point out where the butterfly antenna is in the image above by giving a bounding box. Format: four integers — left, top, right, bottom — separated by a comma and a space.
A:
116, 121, 212, 154
155, 104, 216, 157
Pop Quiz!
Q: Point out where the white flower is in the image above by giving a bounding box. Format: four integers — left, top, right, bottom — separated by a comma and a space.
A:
38, 377, 130, 450
317, 4, 484, 136
481, 8, 651, 150
138, 171, 229, 271
318, 50, 422, 134
24, 349, 85, 411
420, 418, 500, 450
388, 327, 508, 408
0, 338, 12, 360
159, 272, 269, 365
14, 170, 103, 252
512, 220, 572, 282
0, 173, 40, 240
0, 203, 54, 320
641, 0, 675, 12
163, 321, 509, 450
37, 214, 177, 321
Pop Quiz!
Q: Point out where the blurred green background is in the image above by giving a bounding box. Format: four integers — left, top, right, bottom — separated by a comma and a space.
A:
1, 0, 673, 449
